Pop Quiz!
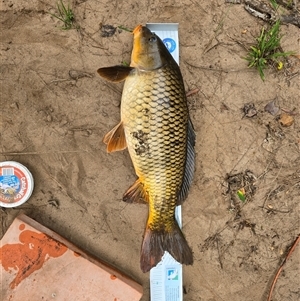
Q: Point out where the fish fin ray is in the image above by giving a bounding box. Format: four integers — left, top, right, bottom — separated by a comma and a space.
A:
177, 118, 196, 205
123, 179, 148, 203
103, 122, 127, 153
97, 66, 134, 82
140, 221, 193, 273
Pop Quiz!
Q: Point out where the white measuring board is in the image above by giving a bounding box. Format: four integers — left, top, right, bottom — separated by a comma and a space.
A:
146, 23, 183, 301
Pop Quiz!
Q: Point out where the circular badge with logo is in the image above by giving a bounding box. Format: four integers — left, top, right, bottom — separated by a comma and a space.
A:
0, 161, 34, 208
163, 38, 176, 53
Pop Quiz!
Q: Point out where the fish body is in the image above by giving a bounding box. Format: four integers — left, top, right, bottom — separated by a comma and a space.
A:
98, 25, 195, 272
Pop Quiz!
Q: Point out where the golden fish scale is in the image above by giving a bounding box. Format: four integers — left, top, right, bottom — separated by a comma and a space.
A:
121, 64, 188, 232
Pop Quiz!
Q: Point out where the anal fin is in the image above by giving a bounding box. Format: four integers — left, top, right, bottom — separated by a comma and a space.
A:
103, 122, 127, 153
123, 179, 148, 204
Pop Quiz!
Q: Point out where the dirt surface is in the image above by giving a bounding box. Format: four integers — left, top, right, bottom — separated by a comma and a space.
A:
1, 1, 299, 300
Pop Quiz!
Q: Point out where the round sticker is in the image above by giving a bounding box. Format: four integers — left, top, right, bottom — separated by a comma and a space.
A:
163, 38, 176, 53
0, 161, 34, 208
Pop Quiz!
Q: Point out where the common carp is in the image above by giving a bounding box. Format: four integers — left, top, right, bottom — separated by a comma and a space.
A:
97, 25, 195, 273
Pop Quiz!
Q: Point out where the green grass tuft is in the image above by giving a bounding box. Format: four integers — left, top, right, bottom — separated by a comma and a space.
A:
50, 0, 78, 30
245, 20, 293, 81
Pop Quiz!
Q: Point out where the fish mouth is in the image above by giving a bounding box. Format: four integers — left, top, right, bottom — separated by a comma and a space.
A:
132, 24, 143, 36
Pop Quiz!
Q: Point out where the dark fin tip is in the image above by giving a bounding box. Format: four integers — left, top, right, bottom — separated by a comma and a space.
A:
97, 66, 134, 82
140, 222, 193, 273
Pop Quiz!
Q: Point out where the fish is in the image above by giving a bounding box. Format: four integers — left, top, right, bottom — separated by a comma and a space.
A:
97, 25, 195, 273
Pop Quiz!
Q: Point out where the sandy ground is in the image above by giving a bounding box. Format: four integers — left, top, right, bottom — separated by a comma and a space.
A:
1, 0, 299, 300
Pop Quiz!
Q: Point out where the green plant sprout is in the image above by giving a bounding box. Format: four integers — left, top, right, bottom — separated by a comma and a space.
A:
118, 25, 134, 32
269, 0, 294, 11
50, 0, 77, 30
269, 0, 279, 10
245, 20, 293, 81
237, 189, 246, 202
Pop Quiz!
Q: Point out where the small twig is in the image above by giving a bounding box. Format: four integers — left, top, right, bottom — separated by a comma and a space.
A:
286, 71, 300, 81
184, 60, 250, 73
225, 0, 241, 3
258, 206, 291, 214
281, 107, 298, 115
47, 174, 87, 211
186, 88, 200, 97
262, 164, 283, 209
49, 78, 73, 84
216, 237, 223, 269
185, 62, 228, 73
267, 234, 300, 301
203, 5, 232, 54
227, 34, 249, 51
118, 25, 133, 32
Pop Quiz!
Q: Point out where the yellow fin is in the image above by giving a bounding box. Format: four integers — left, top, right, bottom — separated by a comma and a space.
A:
123, 179, 148, 203
103, 122, 127, 153
97, 66, 134, 82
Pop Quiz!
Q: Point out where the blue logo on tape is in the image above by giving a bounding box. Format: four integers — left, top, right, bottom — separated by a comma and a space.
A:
167, 268, 179, 280
163, 38, 176, 53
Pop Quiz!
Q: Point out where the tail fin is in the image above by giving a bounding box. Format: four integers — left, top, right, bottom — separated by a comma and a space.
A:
140, 222, 193, 273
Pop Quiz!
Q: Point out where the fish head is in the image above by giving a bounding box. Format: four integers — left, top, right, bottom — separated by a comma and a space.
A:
131, 25, 170, 70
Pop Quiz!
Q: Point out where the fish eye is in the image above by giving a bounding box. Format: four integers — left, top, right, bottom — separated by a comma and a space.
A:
149, 36, 157, 42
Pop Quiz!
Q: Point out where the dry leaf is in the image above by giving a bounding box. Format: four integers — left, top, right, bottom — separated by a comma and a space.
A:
279, 113, 294, 127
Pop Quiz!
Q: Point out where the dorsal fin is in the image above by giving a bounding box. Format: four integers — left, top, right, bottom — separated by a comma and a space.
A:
97, 66, 134, 82
103, 122, 127, 153
177, 118, 196, 205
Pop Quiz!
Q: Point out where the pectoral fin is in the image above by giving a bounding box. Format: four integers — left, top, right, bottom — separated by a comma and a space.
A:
103, 122, 127, 153
97, 66, 134, 82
